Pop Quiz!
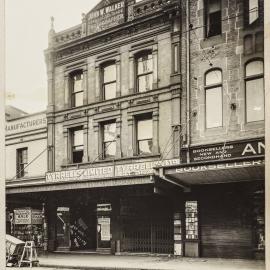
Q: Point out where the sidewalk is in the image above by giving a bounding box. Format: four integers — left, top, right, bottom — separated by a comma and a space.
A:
21, 252, 266, 270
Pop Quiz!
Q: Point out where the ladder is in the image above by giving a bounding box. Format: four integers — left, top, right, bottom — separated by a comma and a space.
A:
19, 241, 39, 268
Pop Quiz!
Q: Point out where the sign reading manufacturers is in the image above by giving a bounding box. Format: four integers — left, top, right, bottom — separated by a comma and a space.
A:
45, 159, 180, 183
88, 0, 125, 34
174, 159, 264, 174
189, 139, 265, 162
5, 113, 47, 135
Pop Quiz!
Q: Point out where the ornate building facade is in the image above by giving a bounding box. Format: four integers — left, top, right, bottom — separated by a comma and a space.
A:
6, 0, 265, 259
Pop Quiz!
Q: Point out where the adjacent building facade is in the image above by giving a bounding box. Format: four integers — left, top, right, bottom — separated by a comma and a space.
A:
6, 0, 265, 260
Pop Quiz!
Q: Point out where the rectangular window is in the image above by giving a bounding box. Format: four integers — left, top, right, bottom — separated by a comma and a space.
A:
137, 117, 153, 155
185, 201, 198, 240
71, 128, 84, 163
102, 122, 116, 159
103, 64, 116, 100
246, 78, 264, 122
205, 0, 221, 37
137, 54, 153, 92
17, 148, 28, 178
206, 87, 222, 128
71, 73, 83, 107
249, 0, 259, 24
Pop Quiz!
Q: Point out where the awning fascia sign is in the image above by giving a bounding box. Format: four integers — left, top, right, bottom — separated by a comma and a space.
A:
165, 158, 264, 175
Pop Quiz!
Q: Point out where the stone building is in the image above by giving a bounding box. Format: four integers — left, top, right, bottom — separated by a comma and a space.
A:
6, 0, 265, 259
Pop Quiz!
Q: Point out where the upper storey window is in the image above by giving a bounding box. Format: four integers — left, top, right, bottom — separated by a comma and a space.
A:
17, 148, 28, 178
136, 52, 153, 93
102, 63, 117, 100
71, 72, 83, 107
249, 0, 259, 24
71, 128, 84, 163
136, 116, 153, 155
205, 69, 223, 128
245, 60, 264, 122
205, 0, 221, 37
102, 122, 116, 159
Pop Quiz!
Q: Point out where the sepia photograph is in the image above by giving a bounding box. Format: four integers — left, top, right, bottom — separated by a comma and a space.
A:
1, 0, 269, 269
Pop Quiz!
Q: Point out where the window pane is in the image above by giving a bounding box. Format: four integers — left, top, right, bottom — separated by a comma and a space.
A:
73, 74, 83, 93
73, 150, 83, 163
104, 141, 116, 158
138, 74, 153, 92
104, 82, 117, 100
205, 70, 222, 85
246, 61, 263, 77
74, 129, 83, 147
249, 0, 259, 24
246, 78, 264, 122
138, 139, 153, 155
137, 54, 153, 75
74, 92, 83, 107
104, 123, 116, 142
209, 0, 221, 12
137, 119, 152, 140
104, 64, 116, 83
206, 87, 222, 128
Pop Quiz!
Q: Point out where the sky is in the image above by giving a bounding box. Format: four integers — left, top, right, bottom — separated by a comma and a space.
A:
5, 0, 100, 113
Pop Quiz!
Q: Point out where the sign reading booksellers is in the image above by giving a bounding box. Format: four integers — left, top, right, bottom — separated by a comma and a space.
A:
45, 159, 180, 183
189, 139, 264, 162
88, 0, 125, 34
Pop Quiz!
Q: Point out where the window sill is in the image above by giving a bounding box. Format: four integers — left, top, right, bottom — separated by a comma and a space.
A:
201, 33, 226, 48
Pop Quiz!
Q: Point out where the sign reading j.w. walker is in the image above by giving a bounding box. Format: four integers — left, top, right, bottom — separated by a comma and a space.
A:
88, 0, 125, 34
189, 139, 265, 162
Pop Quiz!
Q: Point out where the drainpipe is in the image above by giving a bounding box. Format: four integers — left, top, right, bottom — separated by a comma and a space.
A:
186, 0, 191, 163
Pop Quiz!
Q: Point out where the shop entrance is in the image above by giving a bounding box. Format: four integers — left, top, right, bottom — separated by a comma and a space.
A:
120, 196, 174, 254
56, 207, 70, 250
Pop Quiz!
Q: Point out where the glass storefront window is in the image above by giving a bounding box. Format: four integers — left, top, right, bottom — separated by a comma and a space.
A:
185, 201, 198, 240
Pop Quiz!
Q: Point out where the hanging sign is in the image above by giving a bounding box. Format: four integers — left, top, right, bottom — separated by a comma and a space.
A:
31, 210, 43, 225
14, 209, 32, 225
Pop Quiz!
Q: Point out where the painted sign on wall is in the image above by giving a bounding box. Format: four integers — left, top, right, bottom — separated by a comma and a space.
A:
88, 0, 125, 34
189, 139, 265, 162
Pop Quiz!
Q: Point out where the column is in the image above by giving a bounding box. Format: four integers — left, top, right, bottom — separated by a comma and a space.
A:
116, 118, 122, 158
83, 69, 88, 105
152, 45, 158, 89
93, 122, 100, 161
64, 74, 70, 109
42, 203, 48, 253
47, 116, 55, 172
95, 65, 101, 101
129, 55, 134, 94
63, 127, 69, 164
152, 110, 159, 155
116, 59, 121, 97
127, 115, 135, 156
83, 124, 89, 162
45, 50, 55, 112
47, 197, 57, 252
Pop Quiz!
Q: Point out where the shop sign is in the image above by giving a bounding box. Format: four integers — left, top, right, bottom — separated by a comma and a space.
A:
87, 0, 125, 34
46, 166, 114, 182
5, 114, 47, 135
114, 159, 180, 177
97, 203, 112, 212
98, 217, 111, 241
46, 159, 180, 183
31, 210, 43, 225
189, 139, 265, 162
14, 209, 31, 225
174, 159, 264, 174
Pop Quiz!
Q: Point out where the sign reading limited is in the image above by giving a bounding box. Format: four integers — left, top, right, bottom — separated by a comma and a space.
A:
45, 159, 180, 183
189, 139, 265, 162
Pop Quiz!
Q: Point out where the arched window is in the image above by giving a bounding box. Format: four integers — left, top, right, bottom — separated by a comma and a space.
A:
102, 62, 116, 100
136, 51, 153, 93
245, 60, 264, 122
70, 71, 83, 107
205, 69, 223, 128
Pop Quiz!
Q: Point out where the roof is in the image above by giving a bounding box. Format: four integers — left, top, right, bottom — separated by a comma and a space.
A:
5, 105, 28, 120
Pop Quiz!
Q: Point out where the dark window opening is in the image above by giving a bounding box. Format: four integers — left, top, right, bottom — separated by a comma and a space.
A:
205, 0, 221, 38
17, 148, 28, 178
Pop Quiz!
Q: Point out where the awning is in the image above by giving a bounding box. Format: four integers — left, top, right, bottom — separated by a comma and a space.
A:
160, 158, 264, 187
